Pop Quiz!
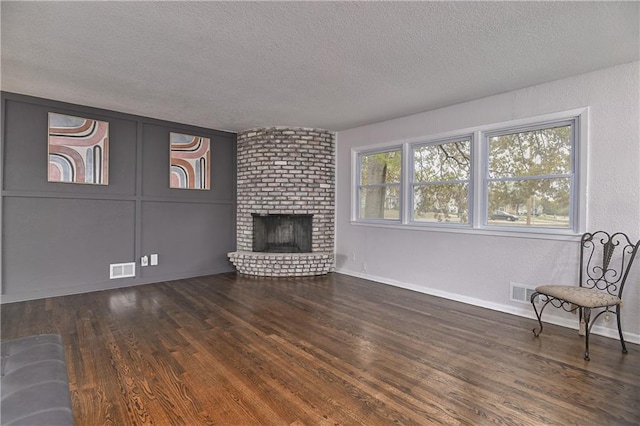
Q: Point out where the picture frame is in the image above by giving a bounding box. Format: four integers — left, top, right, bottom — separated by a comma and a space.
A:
48, 112, 109, 185
169, 132, 211, 190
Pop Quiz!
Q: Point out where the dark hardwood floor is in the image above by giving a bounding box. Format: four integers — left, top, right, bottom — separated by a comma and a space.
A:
2, 272, 638, 425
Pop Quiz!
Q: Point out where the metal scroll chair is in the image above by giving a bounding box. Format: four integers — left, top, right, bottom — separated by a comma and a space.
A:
531, 231, 639, 360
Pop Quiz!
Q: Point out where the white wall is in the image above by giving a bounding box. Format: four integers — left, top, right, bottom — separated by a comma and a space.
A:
335, 62, 640, 343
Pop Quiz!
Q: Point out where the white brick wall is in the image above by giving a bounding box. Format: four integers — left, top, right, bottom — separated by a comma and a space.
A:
230, 127, 335, 276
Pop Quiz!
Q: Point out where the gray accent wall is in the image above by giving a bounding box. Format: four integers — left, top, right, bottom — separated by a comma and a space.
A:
1, 92, 237, 302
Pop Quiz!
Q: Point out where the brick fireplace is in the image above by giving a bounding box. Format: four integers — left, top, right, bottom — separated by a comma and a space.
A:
228, 127, 335, 276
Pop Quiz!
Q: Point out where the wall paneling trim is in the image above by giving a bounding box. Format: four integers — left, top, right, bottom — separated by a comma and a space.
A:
1, 92, 237, 302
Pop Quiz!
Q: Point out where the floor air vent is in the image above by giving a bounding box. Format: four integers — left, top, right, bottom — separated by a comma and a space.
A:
510, 283, 537, 304
110, 262, 136, 279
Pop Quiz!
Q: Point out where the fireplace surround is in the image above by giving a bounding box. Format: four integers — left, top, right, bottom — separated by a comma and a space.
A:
228, 127, 335, 276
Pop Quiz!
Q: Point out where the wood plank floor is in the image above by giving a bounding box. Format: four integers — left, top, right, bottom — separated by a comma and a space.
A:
2, 272, 639, 425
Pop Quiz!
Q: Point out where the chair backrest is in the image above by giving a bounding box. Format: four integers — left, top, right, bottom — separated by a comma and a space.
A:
579, 231, 639, 297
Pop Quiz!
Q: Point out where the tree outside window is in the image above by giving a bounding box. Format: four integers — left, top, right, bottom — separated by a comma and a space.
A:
358, 149, 401, 220
412, 138, 471, 224
486, 122, 574, 228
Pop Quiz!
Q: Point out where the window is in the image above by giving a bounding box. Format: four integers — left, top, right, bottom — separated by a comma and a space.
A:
411, 137, 472, 225
357, 149, 401, 220
485, 121, 576, 229
352, 109, 585, 236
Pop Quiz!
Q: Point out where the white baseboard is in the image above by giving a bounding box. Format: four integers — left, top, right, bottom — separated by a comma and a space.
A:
336, 268, 640, 345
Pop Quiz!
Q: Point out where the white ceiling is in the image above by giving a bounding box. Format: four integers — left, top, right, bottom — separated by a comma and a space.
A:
1, 1, 638, 132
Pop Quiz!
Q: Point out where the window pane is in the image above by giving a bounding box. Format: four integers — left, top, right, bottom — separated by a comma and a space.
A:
413, 183, 469, 224
414, 140, 471, 182
488, 125, 571, 179
487, 178, 571, 228
360, 185, 400, 219
360, 150, 401, 185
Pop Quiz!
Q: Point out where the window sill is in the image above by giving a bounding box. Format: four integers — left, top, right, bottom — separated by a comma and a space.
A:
349, 220, 582, 241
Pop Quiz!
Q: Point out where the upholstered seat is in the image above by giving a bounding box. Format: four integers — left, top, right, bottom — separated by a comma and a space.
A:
531, 231, 639, 361
534, 285, 621, 308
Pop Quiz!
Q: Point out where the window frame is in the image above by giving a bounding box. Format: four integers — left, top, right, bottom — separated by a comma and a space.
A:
409, 135, 474, 228
351, 108, 587, 239
355, 146, 403, 223
481, 118, 579, 232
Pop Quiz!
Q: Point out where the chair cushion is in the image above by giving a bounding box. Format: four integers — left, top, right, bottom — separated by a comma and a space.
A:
535, 285, 621, 308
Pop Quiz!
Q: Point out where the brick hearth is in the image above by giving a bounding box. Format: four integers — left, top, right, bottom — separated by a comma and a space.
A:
228, 127, 335, 276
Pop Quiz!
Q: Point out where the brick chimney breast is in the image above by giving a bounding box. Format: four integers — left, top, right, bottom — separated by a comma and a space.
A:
229, 127, 335, 276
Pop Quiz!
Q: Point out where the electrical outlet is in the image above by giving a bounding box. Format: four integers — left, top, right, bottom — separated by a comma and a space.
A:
362, 262, 367, 272
351, 252, 356, 261
141, 255, 149, 267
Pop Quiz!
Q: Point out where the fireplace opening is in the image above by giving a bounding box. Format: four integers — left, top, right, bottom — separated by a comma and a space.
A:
253, 214, 312, 253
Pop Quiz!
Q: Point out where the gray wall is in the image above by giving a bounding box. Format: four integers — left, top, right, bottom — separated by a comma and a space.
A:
1, 92, 236, 302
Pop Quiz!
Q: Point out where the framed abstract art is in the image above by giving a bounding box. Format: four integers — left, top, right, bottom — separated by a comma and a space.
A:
170, 132, 211, 190
48, 113, 109, 185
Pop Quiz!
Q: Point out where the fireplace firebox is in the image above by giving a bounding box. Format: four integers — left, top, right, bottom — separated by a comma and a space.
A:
252, 214, 312, 253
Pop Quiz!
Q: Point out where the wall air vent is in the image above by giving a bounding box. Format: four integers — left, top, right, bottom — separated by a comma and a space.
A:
110, 262, 136, 279
510, 283, 537, 304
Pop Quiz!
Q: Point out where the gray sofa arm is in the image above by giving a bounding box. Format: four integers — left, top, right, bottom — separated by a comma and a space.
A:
1, 334, 74, 426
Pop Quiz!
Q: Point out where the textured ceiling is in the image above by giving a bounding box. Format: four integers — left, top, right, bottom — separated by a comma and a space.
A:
1, 1, 638, 132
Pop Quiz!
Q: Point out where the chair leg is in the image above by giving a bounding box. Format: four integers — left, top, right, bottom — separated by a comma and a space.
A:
578, 307, 585, 336
583, 307, 591, 361
616, 305, 628, 354
531, 292, 547, 337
